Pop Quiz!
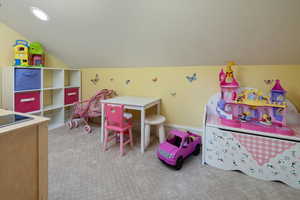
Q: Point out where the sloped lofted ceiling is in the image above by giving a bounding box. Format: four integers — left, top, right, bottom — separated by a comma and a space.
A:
0, 0, 300, 67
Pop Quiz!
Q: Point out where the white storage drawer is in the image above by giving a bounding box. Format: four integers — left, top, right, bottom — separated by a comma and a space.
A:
204, 126, 300, 189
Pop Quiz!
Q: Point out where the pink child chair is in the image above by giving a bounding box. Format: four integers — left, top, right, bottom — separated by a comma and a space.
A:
103, 104, 133, 156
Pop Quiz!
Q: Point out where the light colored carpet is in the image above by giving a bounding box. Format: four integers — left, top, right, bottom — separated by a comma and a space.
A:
49, 126, 300, 200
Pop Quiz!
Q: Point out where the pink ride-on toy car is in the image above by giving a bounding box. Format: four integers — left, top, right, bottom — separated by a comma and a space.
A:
157, 129, 201, 170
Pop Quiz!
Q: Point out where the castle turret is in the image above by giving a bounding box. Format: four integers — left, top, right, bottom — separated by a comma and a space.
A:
271, 80, 286, 104
220, 62, 239, 102
219, 69, 225, 82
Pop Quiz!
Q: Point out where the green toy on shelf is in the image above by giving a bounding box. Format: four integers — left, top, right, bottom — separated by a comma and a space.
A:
29, 42, 45, 67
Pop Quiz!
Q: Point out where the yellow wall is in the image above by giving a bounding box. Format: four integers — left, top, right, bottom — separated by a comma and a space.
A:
0, 22, 68, 106
2, 23, 298, 128
0, 22, 67, 68
81, 65, 300, 128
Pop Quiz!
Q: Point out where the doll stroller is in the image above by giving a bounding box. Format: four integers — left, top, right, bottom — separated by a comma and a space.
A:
66, 89, 116, 133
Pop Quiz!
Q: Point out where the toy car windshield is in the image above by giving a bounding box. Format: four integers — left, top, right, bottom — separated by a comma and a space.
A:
166, 134, 182, 148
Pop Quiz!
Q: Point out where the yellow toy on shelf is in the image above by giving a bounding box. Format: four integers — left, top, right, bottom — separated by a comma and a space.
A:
235, 88, 286, 108
13, 40, 30, 66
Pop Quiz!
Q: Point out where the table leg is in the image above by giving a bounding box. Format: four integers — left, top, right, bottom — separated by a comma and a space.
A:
100, 103, 105, 143
156, 102, 161, 139
141, 109, 145, 153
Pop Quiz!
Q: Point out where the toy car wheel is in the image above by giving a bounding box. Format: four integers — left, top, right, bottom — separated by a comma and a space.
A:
84, 125, 92, 133
67, 121, 74, 129
175, 157, 184, 170
193, 144, 201, 156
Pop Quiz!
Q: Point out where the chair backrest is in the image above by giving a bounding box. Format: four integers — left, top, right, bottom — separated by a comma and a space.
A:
104, 104, 125, 127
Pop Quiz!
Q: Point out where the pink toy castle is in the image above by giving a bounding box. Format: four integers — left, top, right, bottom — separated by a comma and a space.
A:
216, 62, 294, 136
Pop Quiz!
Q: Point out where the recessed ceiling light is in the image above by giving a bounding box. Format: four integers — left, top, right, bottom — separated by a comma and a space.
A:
30, 7, 49, 21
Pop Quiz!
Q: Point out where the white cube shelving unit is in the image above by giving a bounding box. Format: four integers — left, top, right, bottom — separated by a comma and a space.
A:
2, 66, 81, 130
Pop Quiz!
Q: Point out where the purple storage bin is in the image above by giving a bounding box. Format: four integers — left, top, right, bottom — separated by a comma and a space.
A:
14, 68, 41, 91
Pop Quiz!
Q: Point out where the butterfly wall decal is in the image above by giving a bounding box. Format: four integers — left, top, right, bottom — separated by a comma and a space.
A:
170, 92, 177, 97
125, 80, 131, 85
264, 80, 274, 85
90, 74, 99, 85
186, 73, 197, 83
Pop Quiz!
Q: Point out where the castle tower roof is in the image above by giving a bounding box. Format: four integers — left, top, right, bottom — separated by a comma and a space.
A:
225, 64, 233, 73
272, 80, 285, 92
219, 69, 225, 82
220, 62, 239, 88
220, 77, 239, 88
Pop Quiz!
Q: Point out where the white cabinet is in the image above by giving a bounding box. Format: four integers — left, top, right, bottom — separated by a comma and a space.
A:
204, 126, 300, 189
2, 67, 81, 130
203, 94, 300, 189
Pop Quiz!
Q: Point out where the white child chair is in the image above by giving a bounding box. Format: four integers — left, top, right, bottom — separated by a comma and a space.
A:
144, 115, 166, 148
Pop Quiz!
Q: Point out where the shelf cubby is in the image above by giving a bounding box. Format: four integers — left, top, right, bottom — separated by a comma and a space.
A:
64, 69, 81, 88
43, 89, 64, 111
44, 108, 64, 130
64, 106, 72, 122
43, 68, 64, 89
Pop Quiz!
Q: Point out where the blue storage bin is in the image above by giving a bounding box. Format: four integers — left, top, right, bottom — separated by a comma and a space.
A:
14, 68, 41, 91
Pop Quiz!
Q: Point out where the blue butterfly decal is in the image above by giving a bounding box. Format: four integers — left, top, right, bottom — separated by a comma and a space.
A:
125, 80, 131, 85
186, 73, 197, 82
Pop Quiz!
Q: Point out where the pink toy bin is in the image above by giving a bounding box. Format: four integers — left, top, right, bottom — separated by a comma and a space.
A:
64, 88, 79, 105
15, 91, 40, 113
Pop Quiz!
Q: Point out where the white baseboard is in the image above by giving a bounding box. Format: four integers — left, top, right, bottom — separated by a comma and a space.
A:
164, 123, 203, 135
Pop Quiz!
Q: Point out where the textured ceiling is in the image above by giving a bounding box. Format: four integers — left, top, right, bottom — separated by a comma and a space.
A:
0, 0, 300, 67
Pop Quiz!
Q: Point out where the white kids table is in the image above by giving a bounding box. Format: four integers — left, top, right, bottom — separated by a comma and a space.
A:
100, 96, 161, 153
